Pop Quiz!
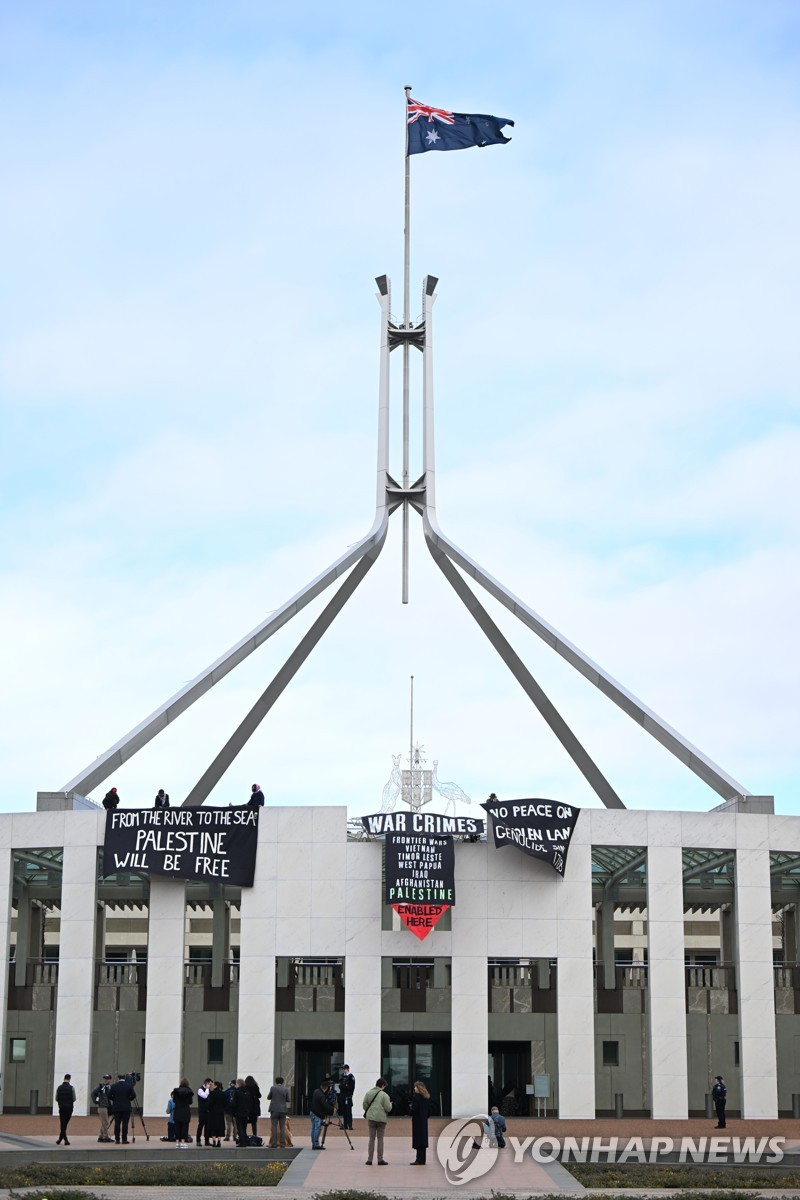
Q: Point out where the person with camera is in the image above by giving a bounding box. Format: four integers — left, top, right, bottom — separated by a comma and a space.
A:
309, 1079, 335, 1150
91, 1073, 113, 1142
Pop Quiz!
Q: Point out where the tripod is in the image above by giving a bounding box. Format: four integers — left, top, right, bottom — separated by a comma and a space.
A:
129, 1100, 150, 1142
320, 1116, 354, 1150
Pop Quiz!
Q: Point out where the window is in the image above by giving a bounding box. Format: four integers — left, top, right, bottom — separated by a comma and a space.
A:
602, 1040, 619, 1066
734, 1041, 740, 1067
10, 1038, 26, 1063
208, 1039, 224, 1064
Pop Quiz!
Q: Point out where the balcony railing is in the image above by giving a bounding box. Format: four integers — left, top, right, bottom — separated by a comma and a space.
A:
686, 964, 735, 989
294, 961, 341, 987
8, 959, 59, 987
98, 962, 144, 986
184, 961, 239, 986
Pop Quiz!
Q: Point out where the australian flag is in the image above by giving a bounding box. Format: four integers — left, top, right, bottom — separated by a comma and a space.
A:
407, 97, 513, 155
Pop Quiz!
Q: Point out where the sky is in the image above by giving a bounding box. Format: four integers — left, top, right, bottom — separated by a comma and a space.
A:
1, 0, 798, 820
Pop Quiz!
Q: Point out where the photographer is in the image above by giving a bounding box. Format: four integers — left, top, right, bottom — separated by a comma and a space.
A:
91, 1073, 113, 1143
309, 1079, 335, 1150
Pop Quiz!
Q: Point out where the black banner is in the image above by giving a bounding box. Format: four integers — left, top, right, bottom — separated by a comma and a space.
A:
384, 831, 456, 906
103, 806, 259, 887
481, 797, 580, 877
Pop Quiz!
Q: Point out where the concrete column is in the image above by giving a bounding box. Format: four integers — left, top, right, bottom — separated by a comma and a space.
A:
721, 905, 737, 964
451, 912, 488, 1117
344, 956, 382, 1095
557, 839, 595, 1118
783, 906, 798, 964
433, 957, 449, 989
14, 883, 29, 988
599, 896, 616, 989
94, 903, 106, 963
30, 903, 44, 963
53, 843, 99, 1115
647, 844, 689, 1118
143, 877, 186, 1116
237, 818, 276, 1084
735, 846, 778, 1117
210, 887, 230, 989
0, 848, 13, 1114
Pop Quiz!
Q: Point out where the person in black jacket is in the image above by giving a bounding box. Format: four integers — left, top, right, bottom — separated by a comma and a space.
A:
223, 1078, 237, 1141
244, 1074, 261, 1138
109, 1073, 136, 1144
55, 1074, 76, 1145
171, 1078, 194, 1146
102, 787, 120, 810
248, 784, 265, 809
712, 1075, 727, 1128
338, 1064, 355, 1130
154, 789, 170, 807
207, 1081, 227, 1148
195, 1077, 213, 1146
231, 1078, 252, 1147
310, 1080, 335, 1150
409, 1079, 430, 1165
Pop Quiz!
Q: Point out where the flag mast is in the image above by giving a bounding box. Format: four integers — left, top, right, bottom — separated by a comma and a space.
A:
401, 84, 412, 603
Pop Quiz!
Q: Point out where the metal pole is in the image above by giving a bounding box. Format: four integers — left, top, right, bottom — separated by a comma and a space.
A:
402, 84, 412, 602
409, 674, 414, 806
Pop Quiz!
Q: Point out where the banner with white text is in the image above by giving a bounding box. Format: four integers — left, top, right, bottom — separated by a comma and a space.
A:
480, 797, 580, 877
103, 806, 259, 886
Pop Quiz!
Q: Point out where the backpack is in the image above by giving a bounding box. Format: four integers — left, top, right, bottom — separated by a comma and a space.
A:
248, 1134, 264, 1146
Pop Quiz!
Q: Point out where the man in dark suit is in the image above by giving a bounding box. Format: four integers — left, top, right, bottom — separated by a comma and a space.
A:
109, 1073, 136, 1143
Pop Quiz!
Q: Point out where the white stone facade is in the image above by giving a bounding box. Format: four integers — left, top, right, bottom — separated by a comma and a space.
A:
0, 804, 794, 1118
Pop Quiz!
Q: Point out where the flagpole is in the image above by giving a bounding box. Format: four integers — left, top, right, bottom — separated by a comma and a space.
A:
402, 84, 412, 604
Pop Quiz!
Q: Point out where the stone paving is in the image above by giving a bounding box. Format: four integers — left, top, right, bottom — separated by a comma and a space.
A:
1, 1116, 800, 1198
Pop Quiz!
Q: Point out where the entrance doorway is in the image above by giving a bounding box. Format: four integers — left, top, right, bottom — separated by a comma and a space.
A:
294, 1041, 344, 1114
381, 1037, 451, 1116
488, 1041, 531, 1116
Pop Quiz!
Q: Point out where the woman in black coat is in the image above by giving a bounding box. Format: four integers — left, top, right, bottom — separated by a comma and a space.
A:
244, 1075, 262, 1138
207, 1081, 227, 1148
409, 1079, 430, 1165
171, 1078, 194, 1146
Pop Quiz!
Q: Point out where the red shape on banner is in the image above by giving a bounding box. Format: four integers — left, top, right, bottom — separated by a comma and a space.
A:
393, 903, 449, 940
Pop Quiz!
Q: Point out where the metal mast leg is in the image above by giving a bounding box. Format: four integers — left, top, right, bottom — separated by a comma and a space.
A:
426, 536, 625, 809
419, 274, 751, 806
183, 534, 386, 807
